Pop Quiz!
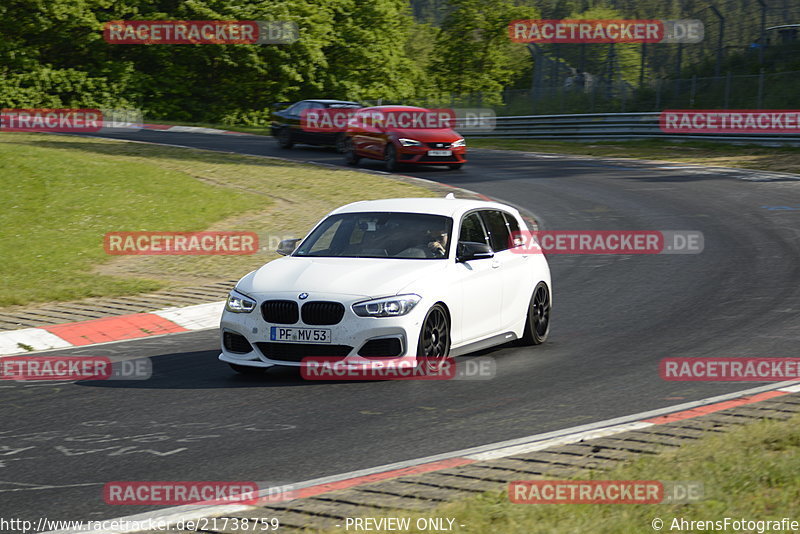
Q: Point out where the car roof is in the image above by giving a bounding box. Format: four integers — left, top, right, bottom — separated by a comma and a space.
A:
358, 105, 429, 112
330, 197, 521, 219
303, 99, 361, 106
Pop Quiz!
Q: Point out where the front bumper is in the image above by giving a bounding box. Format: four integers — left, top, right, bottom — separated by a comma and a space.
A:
219, 292, 426, 368
396, 145, 467, 165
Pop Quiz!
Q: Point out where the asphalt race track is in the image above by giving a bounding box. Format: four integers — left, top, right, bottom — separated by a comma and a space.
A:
2, 131, 799, 524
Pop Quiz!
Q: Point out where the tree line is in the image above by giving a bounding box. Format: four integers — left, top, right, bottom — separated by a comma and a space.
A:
1, 0, 787, 123
0, 0, 539, 123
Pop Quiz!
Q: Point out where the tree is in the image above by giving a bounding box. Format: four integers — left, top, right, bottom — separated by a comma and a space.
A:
554, 6, 643, 86
0, 0, 432, 122
428, 0, 539, 105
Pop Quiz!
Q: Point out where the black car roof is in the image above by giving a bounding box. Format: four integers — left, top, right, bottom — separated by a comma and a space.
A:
303, 99, 360, 105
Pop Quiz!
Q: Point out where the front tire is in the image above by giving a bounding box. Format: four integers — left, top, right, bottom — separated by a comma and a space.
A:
519, 282, 551, 345
416, 304, 451, 372
345, 139, 360, 166
277, 127, 294, 149
229, 363, 266, 375
384, 144, 400, 172
335, 133, 348, 153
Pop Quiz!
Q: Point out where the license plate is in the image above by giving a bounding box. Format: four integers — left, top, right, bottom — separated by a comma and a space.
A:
428, 150, 452, 156
270, 327, 331, 343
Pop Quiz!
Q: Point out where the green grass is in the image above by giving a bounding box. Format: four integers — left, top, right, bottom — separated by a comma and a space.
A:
314, 414, 800, 533
0, 133, 435, 308
468, 138, 800, 175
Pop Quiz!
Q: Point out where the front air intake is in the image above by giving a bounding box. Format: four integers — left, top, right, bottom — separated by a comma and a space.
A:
223, 332, 253, 354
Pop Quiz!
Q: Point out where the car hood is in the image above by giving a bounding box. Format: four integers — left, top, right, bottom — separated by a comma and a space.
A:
389, 128, 462, 142
238, 257, 446, 299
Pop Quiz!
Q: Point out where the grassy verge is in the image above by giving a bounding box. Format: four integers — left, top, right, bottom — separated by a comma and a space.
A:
0, 133, 435, 307
314, 414, 800, 533
468, 138, 800, 175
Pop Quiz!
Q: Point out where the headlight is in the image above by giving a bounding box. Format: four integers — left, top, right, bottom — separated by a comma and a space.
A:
398, 138, 423, 147
226, 290, 256, 313
451, 138, 466, 148
353, 294, 421, 317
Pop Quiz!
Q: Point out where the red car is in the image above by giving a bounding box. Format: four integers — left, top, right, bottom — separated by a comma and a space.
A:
344, 105, 467, 171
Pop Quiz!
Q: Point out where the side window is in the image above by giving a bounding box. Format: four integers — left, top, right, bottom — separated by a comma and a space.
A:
290, 101, 310, 116
459, 212, 489, 245
502, 211, 523, 247
482, 210, 511, 252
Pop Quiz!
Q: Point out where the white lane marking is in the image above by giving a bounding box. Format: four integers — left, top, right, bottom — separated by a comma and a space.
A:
653, 166, 704, 169
0, 481, 103, 493
420, 380, 797, 463
779, 384, 800, 393
163, 126, 230, 134
0, 328, 72, 356
464, 421, 654, 461
153, 301, 225, 331
52, 379, 800, 533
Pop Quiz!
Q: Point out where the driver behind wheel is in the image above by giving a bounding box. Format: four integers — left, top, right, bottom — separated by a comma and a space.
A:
426, 228, 449, 257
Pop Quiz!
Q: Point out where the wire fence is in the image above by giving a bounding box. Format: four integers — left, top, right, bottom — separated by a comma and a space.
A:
386, 1, 800, 116
361, 68, 800, 116
523, 0, 800, 80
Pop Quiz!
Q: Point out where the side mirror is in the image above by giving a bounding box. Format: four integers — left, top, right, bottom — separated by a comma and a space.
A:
456, 242, 494, 263
276, 238, 302, 256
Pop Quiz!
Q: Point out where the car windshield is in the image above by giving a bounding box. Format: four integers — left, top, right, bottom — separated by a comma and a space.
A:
294, 212, 453, 259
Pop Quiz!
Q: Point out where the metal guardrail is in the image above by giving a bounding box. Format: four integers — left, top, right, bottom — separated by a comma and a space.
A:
462, 112, 800, 145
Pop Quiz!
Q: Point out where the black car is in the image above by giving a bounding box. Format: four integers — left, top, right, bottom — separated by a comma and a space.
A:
271, 99, 362, 152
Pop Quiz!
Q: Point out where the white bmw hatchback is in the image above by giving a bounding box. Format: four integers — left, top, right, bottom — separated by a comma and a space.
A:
219, 196, 552, 374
